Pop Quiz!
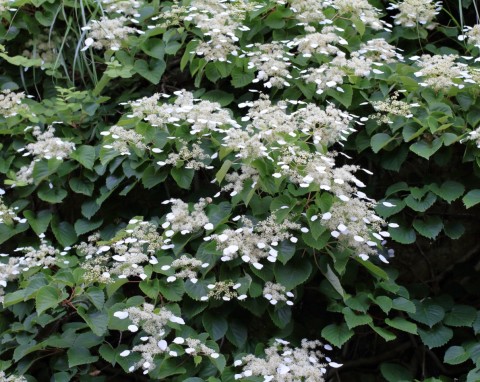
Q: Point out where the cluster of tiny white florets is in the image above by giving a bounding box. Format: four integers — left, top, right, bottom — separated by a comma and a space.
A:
332, 0, 385, 30
0, 236, 62, 296
22, 33, 61, 65
83, 16, 142, 51
128, 90, 239, 133
320, 198, 394, 258
153, 3, 188, 28
205, 280, 246, 301
389, 0, 441, 29
162, 198, 210, 235
161, 255, 209, 283
290, 0, 328, 23
15, 125, 75, 184
293, 26, 346, 58
370, 92, 415, 124
263, 282, 294, 306
465, 127, 480, 148
79, 219, 163, 282
101, 0, 142, 16
413, 54, 472, 91
0, 372, 27, 382
0, 89, 27, 117
234, 338, 340, 381
0, 196, 22, 226
207, 215, 301, 268
102, 125, 147, 155
114, 303, 185, 373
460, 24, 480, 48
25, 125, 75, 160
185, 0, 254, 62
158, 140, 212, 170
220, 165, 260, 196
248, 42, 294, 88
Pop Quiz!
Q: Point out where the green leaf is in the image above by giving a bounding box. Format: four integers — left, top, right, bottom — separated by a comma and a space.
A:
418, 324, 453, 349
342, 307, 372, 329
413, 216, 443, 239
134, 59, 166, 84
69, 177, 94, 196
409, 301, 445, 328
369, 324, 396, 342
24, 210, 52, 235
444, 346, 469, 365
184, 279, 209, 301
321, 323, 354, 348
444, 305, 477, 327
392, 297, 416, 314
36, 286, 66, 314
380, 363, 413, 382
430, 181, 464, 203
463, 189, 480, 208
375, 296, 393, 314
81, 200, 101, 220
409, 138, 442, 159
375, 198, 405, 218
202, 90, 234, 106
87, 287, 105, 310
215, 160, 232, 183
203, 312, 228, 341
38, 184, 68, 204
32, 159, 61, 184
70, 145, 96, 170
274, 258, 312, 290
142, 166, 167, 189
385, 317, 417, 334
74, 218, 103, 236
231, 68, 254, 88
226, 320, 247, 348
77, 307, 109, 336
51, 220, 77, 247
389, 225, 416, 244
405, 192, 437, 212
353, 257, 389, 280
67, 347, 99, 368
321, 264, 345, 298
171, 167, 194, 189
443, 221, 465, 239
371, 133, 393, 153
269, 305, 292, 329
158, 279, 184, 301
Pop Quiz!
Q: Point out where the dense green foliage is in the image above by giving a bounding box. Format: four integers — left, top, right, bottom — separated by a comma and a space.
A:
1, 0, 480, 381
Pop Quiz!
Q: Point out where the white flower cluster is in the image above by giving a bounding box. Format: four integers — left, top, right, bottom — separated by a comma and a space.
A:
319, 199, 394, 259
128, 90, 239, 133
79, 219, 163, 282
207, 216, 301, 269
370, 92, 414, 124
0, 196, 22, 225
413, 54, 472, 91
83, 16, 142, 51
0, 371, 27, 382
15, 125, 75, 184
114, 303, 185, 373
22, 33, 61, 65
204, 280, 246, 301
465, 126, 480, 148
234, 338, 340, 381
0, 236, 61, 299
389, 0, 442, 29
0, 89, 27, 117
185, 0, 254, 62
248, 42, 293, 88
290, 0, 329, 23
460, 24, 480, 48
162, 198, 210, 235
332, 0, 384, 30
101, 0, 142, 16
263, 282, 294, 306
24, 125, 75, 160
102, 125, 146, 155
161, 255, 209, 283
293, 26, 346, 58
158, 140, 212, 170
0, 0, 14, 13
